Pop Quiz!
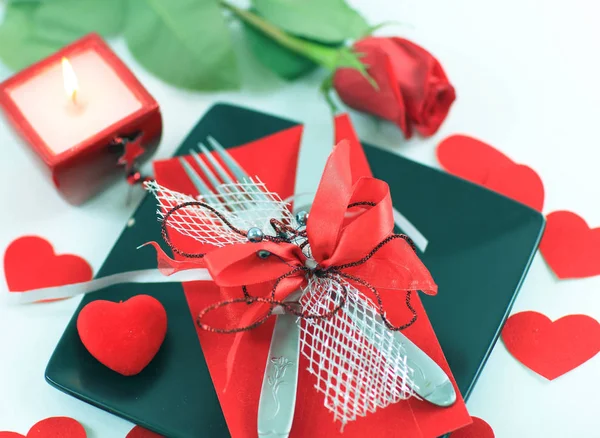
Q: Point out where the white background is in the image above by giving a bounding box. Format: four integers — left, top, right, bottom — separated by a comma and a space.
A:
1, 0, 599, 437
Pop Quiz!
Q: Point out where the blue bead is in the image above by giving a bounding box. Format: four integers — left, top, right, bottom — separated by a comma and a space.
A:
257, 249, 271, 259
247, 227, 264, 243
296, 210, 309, 226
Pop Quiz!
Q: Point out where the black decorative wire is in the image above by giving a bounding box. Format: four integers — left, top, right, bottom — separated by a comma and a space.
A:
159, 200, 420, 333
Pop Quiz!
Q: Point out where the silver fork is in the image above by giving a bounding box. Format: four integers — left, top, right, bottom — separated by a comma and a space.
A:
178, 137, 301, 438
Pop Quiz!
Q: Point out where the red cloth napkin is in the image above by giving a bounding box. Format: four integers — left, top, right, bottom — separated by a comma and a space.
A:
153, 115, 471, 438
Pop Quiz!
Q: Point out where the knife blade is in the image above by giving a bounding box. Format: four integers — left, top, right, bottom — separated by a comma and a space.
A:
292, 107, 336, 212
396, 325, 457, 407
346, 299, 457, 407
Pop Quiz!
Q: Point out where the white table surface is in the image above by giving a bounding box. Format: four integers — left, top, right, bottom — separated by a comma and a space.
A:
1, 0, 599, 437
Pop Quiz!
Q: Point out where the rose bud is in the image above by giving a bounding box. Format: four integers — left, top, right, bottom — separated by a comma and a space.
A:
333, 37, 456, 138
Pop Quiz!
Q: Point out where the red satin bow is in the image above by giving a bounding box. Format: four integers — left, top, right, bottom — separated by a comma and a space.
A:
155, 140, 437, 334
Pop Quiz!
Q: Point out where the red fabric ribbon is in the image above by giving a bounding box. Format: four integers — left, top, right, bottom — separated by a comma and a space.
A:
156, 140, 437, 333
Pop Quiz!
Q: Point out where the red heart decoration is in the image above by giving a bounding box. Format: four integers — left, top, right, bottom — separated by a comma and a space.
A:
77, 295, 167, 376
502, 311, 600, 380
436, 135, 545, 211
0, 417, 86, 437
436, 134, 513, 184
126, 426, 164, 438
484, 164, 545, 211
4, 236, 93, 292
450, 416, 494, 438
540, 211, 600, 279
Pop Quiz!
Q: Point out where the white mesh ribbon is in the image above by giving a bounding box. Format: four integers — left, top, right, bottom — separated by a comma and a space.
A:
300, 275, 416, 426
147, 178, 416, 427
146, 179, 296, 246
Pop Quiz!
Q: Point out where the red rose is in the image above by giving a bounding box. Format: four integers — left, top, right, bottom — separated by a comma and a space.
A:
333, 37, 456, 138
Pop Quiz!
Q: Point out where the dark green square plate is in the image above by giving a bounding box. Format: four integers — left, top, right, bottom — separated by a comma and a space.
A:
46, 103, 544, 438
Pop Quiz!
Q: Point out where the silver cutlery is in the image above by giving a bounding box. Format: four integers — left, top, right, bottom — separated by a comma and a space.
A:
178, 131, 456, 437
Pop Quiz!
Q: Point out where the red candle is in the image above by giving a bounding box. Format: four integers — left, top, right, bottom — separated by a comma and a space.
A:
0, 33, 162, 204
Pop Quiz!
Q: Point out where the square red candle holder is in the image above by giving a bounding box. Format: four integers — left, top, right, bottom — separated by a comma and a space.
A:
0, 33, 162, 204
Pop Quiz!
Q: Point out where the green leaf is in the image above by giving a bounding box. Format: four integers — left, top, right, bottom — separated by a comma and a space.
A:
0, 0, 125, 71
125, 0, 239, 91
242, 10, 317, 80
32, 0, 126, 45
251, 0, 369, 43
0, 4, 61, 70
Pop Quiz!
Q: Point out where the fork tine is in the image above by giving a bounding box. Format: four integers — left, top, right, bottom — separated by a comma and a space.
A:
207, 136, 250, 181
206, 138, 269, 201
198, 143, 236, 185
190, 148, 223, 189
178, 157, 213, 198
194, 144, 248, 212
198, 143, 249, 209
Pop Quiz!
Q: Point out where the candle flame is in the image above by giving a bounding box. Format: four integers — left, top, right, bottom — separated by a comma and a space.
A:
61, 57, 78, 104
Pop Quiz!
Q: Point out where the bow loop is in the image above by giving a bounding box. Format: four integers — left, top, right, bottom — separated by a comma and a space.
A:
342, 236, 437, 295
307, 140, 354, 264
325, 177, 394, 267
307, 141, 395, 268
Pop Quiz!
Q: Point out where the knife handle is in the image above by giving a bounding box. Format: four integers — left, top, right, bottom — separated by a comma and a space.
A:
257, 313, 301, 438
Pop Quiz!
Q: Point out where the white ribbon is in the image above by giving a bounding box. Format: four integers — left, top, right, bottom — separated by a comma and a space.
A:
4, 268, 212, 305
392, 207, 429, 252
5, 166, 428, 305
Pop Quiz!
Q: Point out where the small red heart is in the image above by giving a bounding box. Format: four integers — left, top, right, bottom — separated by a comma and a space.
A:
437, 135, 513, 184
502, 311, 600, 380
126, 426, 164, 438
540, 211, 600, 279
436, 135, 545, 211
0, 417, 86, 437
77, 295, 167, 376
484, 164, 545, 211
4, 236, 92, 292
450, 416, 494, 438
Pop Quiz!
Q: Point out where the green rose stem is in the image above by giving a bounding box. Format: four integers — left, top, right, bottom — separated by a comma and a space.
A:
219, 0, 376, 110
220, 0, 339, 70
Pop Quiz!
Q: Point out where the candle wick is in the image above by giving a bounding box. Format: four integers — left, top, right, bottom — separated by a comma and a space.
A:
71, 89, 78, 106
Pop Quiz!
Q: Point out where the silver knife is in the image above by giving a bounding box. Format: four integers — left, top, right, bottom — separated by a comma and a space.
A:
257, 105, 336, 437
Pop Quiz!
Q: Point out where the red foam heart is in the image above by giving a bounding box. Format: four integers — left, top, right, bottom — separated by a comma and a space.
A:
436, 135, 513, 184
4, 236, 93, 292
0, 417, 86, 437
449, 416, 494, 438
540, 211, 600, 279
502, 311, 600, 380
77, 295, 167, 376
484, 163, 545, 211
126, 426, 164, 438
